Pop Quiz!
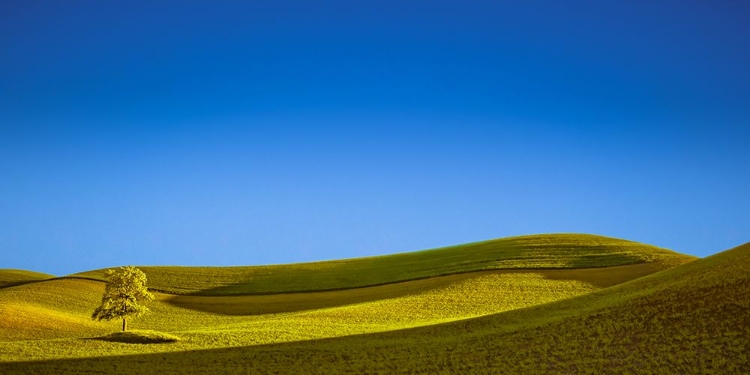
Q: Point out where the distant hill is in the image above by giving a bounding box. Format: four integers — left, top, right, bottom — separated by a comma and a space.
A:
72, 233, 693, 295
0, 269, 53, 289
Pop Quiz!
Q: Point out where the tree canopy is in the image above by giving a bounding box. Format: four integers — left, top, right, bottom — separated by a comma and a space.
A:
92, 266, 154, 331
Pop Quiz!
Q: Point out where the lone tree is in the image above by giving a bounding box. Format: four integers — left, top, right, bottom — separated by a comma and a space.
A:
92, 266, 154, 331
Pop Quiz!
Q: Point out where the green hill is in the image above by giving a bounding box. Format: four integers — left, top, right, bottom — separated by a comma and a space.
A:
72, 233, 691, 295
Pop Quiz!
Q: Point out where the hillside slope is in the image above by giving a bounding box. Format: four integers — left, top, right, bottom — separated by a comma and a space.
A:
73, 233, 692, 295
2, 241, 743, 374
0, 264, 660, 343
0, 278, 110, 341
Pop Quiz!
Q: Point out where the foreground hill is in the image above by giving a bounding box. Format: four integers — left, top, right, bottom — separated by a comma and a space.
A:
73, 234, 691, 295
2, 241, 744, 374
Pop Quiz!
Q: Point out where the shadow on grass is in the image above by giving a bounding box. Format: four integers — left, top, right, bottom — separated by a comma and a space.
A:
89, 330, 181, 344
539, 262, 666, 288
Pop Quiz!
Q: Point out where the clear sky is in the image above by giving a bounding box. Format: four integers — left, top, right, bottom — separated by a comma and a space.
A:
1, 1, 749, 275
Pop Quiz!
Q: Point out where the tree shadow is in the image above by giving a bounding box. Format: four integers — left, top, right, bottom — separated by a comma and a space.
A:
86, 330, 181, 344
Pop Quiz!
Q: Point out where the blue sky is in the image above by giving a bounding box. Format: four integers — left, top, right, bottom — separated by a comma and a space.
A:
1, 1, 749, 275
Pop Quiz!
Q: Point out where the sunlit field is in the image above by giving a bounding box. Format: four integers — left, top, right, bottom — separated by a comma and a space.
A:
2, 234, 747, 374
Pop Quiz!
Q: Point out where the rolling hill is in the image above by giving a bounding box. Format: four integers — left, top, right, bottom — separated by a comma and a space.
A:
2, 233, 743, 374
72, 233, 690, 295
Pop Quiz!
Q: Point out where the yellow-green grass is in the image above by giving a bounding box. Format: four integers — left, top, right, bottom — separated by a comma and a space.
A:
0, 269, 604, 366
1, 241, 744, 374
0, 269, 53, 289
73, 233, 692, 295
0, 266, 635, 344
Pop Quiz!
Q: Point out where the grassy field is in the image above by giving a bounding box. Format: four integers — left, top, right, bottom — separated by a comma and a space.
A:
2, 233, 743, 374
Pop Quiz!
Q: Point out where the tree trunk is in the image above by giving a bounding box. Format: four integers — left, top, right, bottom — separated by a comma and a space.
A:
122, 318, 126, 332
